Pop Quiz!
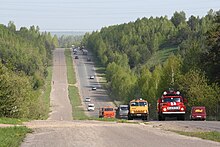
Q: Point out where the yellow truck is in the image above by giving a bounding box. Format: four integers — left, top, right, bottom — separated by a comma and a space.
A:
128, 98, 149, 120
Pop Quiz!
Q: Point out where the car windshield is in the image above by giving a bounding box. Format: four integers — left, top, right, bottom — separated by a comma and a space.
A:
163, 97, 181, 102
105, 108, 113, 111
88, 105, 94, 107
193, 108, 205, 113
120, 107, 128, 110
130, 102, 147, 106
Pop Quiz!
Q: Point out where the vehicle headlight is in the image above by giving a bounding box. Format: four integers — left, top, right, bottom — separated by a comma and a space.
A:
144, 110, 147, 113
180, 107, 184, 111
131, 111, 134, 113
163, 108, 167, 112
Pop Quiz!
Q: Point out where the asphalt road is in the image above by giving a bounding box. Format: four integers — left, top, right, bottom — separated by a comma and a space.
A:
48, 48, 72, 121
20, 48, 220, 147
73, 49, 115, 117
22, 120, 220, 147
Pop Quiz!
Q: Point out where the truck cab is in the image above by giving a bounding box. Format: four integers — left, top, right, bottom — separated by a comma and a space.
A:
128, 98, 149, 120
99, 106, 115, 118
157, 89, 186, 121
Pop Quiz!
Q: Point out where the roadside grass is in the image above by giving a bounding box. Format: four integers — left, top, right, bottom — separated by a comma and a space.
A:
146, 46, 178, 68
65, 48, 88, 120
89, 117, 118, 122
0, 126, 32, 147
95, 66, 107, 84
172, 130, 220, 142
40, 66, 52, 119
68, 86, 88, 120
88, 117, 141, 124
65, 48, 76, 84
0, 117, 28, 125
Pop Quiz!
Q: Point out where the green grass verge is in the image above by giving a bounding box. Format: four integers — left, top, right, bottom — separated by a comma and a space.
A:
95, 66, 107, 84
40, 66, 53, 119
146, 46, 178, 68
64, 48, 87, 120
173, 131, 220, 142
68, 86, 88, 120
0, 117, 28, 125
65, 48, 76, 84
0, 126, 32, 147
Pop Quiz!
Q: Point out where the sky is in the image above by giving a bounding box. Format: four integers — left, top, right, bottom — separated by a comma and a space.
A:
0, 0, 220, 32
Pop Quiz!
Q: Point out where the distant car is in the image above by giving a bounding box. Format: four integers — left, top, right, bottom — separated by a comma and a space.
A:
190, 106, 206, 121
73, 48, 77, 52
92, 86, 97, 90
82, 49, 88, 55
75, 56, 79, 59
90, 75, 95, 79
87, 104, 95, 111
85, 97, 91, 102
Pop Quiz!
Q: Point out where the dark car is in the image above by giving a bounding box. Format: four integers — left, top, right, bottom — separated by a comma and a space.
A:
75, 56, 79, 59
116, 105, 129, 119
190, 106, 206, 121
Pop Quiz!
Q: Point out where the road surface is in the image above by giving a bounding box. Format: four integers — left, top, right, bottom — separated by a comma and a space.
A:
48, 48, 72, 121
73, 49, 115, 117
21, 48, 220, 147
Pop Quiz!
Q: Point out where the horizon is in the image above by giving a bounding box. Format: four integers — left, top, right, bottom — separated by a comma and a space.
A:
1, 0, 220, 32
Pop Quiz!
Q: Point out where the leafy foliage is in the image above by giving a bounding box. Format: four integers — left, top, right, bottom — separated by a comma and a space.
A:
58, 35, 83, 48
83, 10, 220, 119
0, 22, 57, 119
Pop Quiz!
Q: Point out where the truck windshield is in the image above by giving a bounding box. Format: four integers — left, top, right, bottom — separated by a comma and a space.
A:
163, 98, 181, 102
105, 108, 113, 111
130, 102, 147, 106
120, 107, 128, 110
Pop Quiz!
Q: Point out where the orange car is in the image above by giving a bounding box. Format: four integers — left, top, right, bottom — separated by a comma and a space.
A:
99, 106, 115, 118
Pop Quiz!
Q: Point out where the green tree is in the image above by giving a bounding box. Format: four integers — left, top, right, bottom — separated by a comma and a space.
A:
171, 11, 186, 27
202, 14, 220, 83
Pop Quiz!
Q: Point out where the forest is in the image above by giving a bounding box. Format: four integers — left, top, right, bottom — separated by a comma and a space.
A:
58, 35, 83, 48
83, 10, 220, 119
0, 22, 58, 119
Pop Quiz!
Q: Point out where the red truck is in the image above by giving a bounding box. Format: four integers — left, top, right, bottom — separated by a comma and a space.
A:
157, 89, 187, 121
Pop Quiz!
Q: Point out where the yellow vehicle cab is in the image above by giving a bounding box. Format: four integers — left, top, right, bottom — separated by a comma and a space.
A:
128, 98, 149, 120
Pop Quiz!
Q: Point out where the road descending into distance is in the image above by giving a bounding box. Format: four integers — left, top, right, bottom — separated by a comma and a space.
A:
21, 48, 220, 147
73, 50, 115, 117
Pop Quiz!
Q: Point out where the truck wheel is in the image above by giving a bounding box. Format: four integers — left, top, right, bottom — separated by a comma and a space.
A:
128, 114, 133, 120
143, 116, 148, 121
158, 114, 165, 121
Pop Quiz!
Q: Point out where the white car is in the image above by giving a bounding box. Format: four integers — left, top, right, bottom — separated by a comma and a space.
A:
90, 75, 95, 79
87, 104, 95, 111
85, 97, 91, 102
92, 86, 97, 90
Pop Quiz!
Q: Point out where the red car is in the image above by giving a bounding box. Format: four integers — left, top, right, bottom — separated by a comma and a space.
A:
190, 106, 206, 121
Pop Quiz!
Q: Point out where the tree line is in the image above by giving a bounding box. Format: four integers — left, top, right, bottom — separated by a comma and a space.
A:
58, 35, 83, 48
83, 10, 220, 119
0, 22, 58, 119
